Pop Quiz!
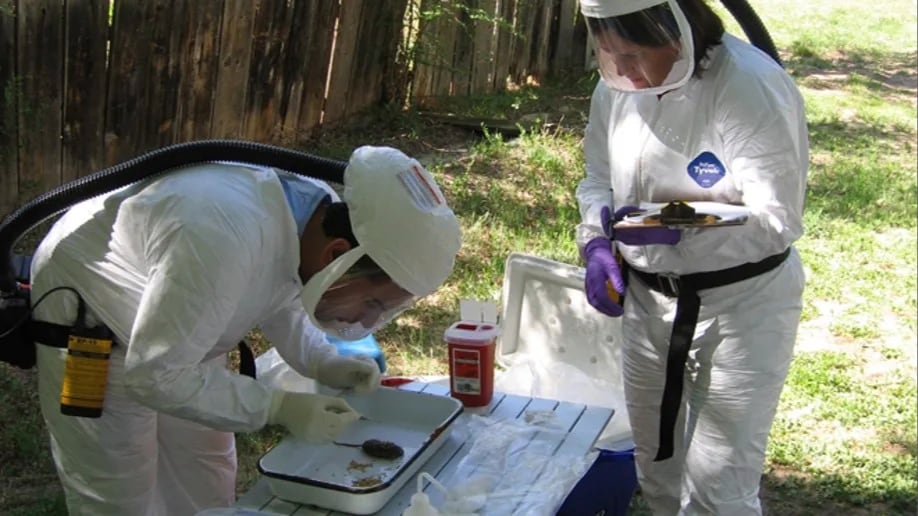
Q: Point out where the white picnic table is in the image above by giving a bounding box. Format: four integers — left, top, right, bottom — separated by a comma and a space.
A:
233, 380, 615, 515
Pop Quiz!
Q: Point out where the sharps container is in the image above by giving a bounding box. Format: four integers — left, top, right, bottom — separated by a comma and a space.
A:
443, 321, 500, 407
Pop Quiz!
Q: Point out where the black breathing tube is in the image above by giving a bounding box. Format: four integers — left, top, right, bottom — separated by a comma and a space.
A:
720, 0, 782, 66
0, 140, 347, 294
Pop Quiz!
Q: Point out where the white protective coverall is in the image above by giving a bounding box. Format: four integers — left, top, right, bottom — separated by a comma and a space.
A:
576, 34, 808, 515
31, 163, 342, 515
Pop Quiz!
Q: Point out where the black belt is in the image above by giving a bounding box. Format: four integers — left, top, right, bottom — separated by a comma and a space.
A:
630, 248, 791, 461
33, 321, 256, 379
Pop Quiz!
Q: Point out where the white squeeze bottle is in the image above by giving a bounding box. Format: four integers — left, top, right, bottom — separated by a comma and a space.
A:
403, 473, 442, 516
404, 491, 440, 516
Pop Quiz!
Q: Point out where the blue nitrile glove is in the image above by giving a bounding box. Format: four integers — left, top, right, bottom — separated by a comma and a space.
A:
583, 236, 625, 317
611, 205, 682, 246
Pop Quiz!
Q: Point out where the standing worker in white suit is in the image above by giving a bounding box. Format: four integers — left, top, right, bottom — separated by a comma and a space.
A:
29, 146, 461, 515
575, 0, 808, 514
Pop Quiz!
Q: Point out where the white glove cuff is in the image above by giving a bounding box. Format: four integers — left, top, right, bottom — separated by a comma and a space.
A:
267, 390, 287, 424
576, 222, 606, 251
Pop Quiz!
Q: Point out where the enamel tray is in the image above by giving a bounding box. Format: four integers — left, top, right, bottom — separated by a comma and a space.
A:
257, 386, 462, 514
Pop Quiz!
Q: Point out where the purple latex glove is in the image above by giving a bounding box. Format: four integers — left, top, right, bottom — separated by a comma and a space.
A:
607, 205, 682, 246
583, 236, 625, 317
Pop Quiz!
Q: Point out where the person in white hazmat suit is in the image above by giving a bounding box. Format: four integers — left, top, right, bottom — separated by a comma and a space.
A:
576, 0, 807, 514
28, 145, 461, 515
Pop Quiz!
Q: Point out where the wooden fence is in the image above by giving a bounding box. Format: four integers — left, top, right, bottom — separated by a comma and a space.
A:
0, 0, 587, 218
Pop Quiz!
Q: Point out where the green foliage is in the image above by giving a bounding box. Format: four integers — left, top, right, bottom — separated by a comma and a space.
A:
402, 0, 520, 80
0, 365, 63, 512
768, 352, 917, 512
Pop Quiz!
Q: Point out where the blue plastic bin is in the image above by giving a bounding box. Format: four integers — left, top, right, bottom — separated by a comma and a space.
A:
556, 448, 638, 516
325, 334, 387, 374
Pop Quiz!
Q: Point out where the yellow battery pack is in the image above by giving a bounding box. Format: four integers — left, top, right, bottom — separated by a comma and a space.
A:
60, 333, 113, 418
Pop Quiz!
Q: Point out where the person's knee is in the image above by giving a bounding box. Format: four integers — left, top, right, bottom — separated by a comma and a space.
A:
684, 455, 765, 515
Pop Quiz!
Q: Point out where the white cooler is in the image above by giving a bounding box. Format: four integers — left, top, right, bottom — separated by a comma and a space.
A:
493, 252, 633, 449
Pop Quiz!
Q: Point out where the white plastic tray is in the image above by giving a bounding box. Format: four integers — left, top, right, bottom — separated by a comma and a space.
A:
257, 387, 462, 514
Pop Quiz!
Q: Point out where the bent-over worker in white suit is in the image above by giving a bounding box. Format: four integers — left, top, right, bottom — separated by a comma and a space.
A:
30, 146, 462, 515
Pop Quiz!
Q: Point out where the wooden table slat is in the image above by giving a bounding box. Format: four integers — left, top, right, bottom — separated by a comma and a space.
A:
555, 405, 615, 457
260, 496, 300, 515
235, 477, 275, 511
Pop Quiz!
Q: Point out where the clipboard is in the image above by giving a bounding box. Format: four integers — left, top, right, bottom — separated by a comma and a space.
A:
613, 201, 750, 229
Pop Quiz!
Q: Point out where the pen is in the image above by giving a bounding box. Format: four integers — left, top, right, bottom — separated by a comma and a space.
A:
605, 187, 623, 304
605, 188, 615, 239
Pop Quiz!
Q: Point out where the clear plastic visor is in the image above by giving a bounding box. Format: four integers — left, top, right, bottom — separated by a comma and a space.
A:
300, 246, 417, 341
586, 3, 694, 94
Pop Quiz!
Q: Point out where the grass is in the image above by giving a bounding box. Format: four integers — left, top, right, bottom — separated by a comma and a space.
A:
1, 0, 916, 514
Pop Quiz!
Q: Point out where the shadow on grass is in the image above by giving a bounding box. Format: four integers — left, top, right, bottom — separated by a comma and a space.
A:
806, 119, 917, 228
787, 48, 917, 93
761, 468, 917, 516
623, 467, 917, 516
0, 365, 66, 515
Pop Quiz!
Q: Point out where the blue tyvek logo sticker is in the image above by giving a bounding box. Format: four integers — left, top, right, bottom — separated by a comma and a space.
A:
687, 152, 725, 188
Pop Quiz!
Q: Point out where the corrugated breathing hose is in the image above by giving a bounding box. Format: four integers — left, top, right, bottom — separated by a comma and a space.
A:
0, 139, 347, 294
720, 0, 782, 66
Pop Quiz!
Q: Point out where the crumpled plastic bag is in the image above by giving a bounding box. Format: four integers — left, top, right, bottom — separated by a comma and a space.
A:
494, 355, 632, 448
424, 412, 598, 516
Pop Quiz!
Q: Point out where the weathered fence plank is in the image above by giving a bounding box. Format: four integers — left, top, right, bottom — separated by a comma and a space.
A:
62, 0, 110, 181
451, 3, 474, 96
0, 1, 17, 217
17, 0, 64, 201
347, 1, 382, 113
323, 0, 364, 126
492, 0, 516, 90
412, 0, 461, 103
106, 0, 162, 163
0, 0, 588, 214
212, 0, 255, 139
174, 3, 222, 142
431, 2, 461, 97
509, 0, 538, 84
532, 0, 556, 80
553, 0, 576, 74
470, 0, 497, 94
143, 0, 184, 153
277, 0, 335, 142
382, 1, 412, 103
347, 1, 407, 112
294, 0, 338, 139
243, 0, 297, 142
571, 8, 587, 72
381, 1, 412, 105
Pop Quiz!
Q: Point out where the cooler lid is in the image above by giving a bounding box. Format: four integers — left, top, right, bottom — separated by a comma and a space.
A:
496, 252, 625, 383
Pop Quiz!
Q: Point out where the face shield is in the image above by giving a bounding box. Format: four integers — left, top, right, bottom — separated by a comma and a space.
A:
300, 247, 416, 340
582, 0, 694, 95
299, 146, 462, 341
